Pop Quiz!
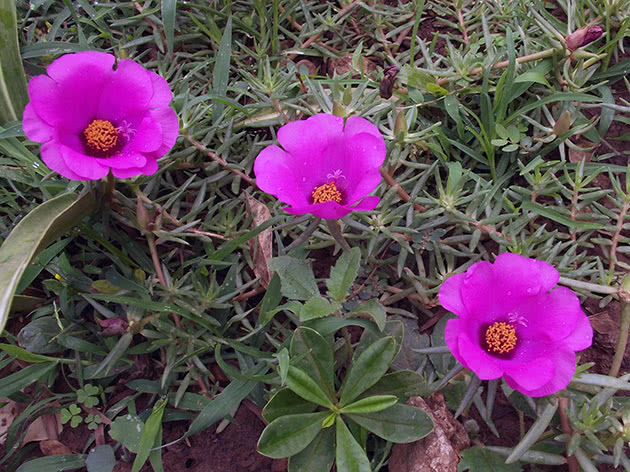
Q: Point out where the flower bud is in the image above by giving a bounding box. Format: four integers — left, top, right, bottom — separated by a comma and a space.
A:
565, 25, 603, 51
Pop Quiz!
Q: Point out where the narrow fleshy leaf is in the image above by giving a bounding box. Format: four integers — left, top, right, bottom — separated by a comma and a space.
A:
0, 0, 28, 124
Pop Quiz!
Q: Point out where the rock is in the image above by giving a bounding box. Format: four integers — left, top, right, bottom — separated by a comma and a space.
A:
389, 393, 470, 472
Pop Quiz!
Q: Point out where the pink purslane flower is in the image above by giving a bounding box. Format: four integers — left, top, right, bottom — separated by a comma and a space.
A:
439, 253, 593, 397
23, 51, 178, 180
253, 113, 386, 220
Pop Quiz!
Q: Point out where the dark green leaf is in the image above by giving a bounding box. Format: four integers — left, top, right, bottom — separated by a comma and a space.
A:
347, 299, 386, 331
361, 370, 430, 399
161, 0, 176, 54
299, 297, 338, 322
268, 256, 319, 300
263, 388, 318, 423
86, 445, 116, 472
257, 412, 328, 459
340, 337, 397, 405
0, 0, 28, 123
288, 427, 335, 472
286, 366, 334, 409
16, 455, 85, 472
132, 397, 167, 472
326, 247, 360, 303
212, 15, 232, 122
335, 418, 370, 472
290, 327, 336, 401
458, 446, 523, 472
17, 317, 62, 354
347, 403, 433, 443
340, 395, 398, 414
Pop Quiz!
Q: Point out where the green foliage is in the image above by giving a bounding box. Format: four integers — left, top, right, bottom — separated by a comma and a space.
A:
458, 446, 523, 472
257, 327, 433, 471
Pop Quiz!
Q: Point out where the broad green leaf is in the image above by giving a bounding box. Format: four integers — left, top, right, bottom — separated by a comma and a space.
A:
109, 414, 144, 453
86, 445, 116, 472
326, 247, 361, 302
347, 299, 386, 331
347, 403, 433, 443
268, 256, 319, 300
290, 327, 336, 401
132, 396, 167, 472
304, 317, 379, 337
288, 427, 335, 472
212, 15, 232, 123
458, 446, 523, 472
257, 411, 328, 459
0, 0, 28, 124
335, 418, 371, 472
339, 337, 397, 405
16, 455, 85, 472
0, 191, 96, 334
299, 297, 338, 322
340, 395, 397, 414
0, 362, 56, 398
262, 388, 318, 423
186, 363, 267, 437
361, 370, 430, 400
286, 366, 334, 409
17, 316, 62, 354
9, 295, 45, 313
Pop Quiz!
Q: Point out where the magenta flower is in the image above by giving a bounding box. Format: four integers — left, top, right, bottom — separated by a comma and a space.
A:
439, 253, 592, 397
253, 113, 386, 220
22, 51, 178, 180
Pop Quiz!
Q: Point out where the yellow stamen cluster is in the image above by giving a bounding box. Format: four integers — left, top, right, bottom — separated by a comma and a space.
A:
485, 321, 517, 354
83, 119, 119, 153
312, 182, 342, 204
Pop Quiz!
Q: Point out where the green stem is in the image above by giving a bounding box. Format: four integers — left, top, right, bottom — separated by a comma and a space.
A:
326, 219, 351, 251
558, 276, 618, 294
609, 275, 630, 377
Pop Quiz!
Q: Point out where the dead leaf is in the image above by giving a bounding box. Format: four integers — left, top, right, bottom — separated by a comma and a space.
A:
96, 317, 129, 336
328, 55, 377, 78
23, 410, 62, 444
569, 138, 596, 163
245, 194, 273, 288
0, 400, 19, 446
40, 439, 72, 456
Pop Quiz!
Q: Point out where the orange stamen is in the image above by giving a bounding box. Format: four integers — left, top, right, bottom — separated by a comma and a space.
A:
312, 182, 342, 204
485, 321, 517, 354
83, 119, 119, 154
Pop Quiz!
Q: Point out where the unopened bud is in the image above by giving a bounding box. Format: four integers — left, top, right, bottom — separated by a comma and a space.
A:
380, 66, 400, 99
394, 110, 407, 141
565, 25, 603, 51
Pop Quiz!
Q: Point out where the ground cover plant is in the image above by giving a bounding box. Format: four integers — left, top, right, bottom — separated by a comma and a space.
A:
2, 0, 630, 471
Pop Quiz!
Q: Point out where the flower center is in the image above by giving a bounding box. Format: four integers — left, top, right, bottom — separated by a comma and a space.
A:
312, 182, 342, 204
484, 321, 517, 354
83, 119, 119, 156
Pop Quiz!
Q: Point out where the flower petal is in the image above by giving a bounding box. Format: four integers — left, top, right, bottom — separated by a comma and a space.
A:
516, 286, 581, 342
458, 334, 504, 380
129, 116, 163, 153
277, 113, 344, 159
507, 350, 576, 397
344, 115, 383, 140
348, 195, 380, 212
254, 145, 303, 206
93, 152, 147, 169
40, 142, 84, 180
60, 145, 109, 180
148, 70, 173, 107
439, 273, 469, 317
111, 157, 158, 179
23, 103, 55, 143
284, 201, 352, 220
560, 311, 593, 351
444, 318, 464, 365
148, 107, 179, 156
46, 51, 114, 83
502, 357, 555, 391
493, 253, 559, 295
98, 59, 153, 123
